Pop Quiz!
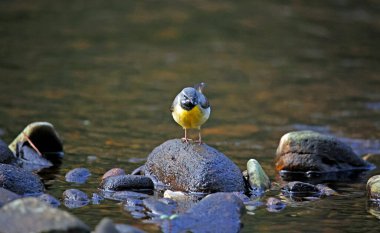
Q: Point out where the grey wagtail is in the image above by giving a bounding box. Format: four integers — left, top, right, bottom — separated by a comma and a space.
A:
170, 82, 211, 143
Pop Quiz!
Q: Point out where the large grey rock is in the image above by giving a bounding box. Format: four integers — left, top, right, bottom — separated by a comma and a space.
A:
0, 139, 16, 164
275, 131, 371, 173
0, 163, 44, 195
0, 197, 90, 233
162, 192, 244, 233
144, 139, 246, 193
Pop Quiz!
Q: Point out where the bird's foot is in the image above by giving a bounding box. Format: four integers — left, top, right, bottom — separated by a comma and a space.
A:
181, 137, 192, 143
194, 139, 203, 145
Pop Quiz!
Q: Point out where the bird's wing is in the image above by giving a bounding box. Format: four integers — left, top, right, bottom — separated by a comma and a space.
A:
194, 82, 206, 93
199, 93, 210, 109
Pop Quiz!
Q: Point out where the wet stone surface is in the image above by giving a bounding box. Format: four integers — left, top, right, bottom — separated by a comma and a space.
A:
275, 131, 372, 174
247, 158, 271, 192
0, 163, 45, 195
101, 190, 150, 202
0, 139, 17, 164
100, 175, 154, 191
161, 192, 244, 233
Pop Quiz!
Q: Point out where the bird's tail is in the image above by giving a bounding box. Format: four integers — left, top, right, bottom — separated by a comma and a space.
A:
194, 82, 206, 93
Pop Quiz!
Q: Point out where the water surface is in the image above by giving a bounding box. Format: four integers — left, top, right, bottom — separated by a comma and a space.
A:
0, 0, 379, 232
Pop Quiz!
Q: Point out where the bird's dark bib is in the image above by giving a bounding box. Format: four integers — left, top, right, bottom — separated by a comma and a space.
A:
180, 101, 196, 111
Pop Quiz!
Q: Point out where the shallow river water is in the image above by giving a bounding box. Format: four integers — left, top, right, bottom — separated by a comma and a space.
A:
0, 0, 380, 232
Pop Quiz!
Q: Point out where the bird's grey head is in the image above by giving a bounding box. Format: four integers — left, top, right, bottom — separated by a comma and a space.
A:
180, 87, 199, 111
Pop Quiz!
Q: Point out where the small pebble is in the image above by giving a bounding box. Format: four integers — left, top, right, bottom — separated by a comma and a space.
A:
63, 189, 89, 208
38, 193, 60, 207
65, 168, 91, 184
266, 197, 286, 213
102, 168, 126, 180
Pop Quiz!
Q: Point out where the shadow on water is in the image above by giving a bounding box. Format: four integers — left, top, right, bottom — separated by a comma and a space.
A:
279, 168, 375, 184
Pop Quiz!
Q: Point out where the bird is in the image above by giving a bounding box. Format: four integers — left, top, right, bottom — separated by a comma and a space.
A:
170, 82, 211, 144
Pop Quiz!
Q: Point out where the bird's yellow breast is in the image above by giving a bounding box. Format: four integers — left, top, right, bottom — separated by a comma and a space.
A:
172, 104, 209, 129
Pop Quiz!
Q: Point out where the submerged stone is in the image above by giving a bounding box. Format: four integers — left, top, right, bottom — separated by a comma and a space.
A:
144, 139, 246, 193
275, 131, 371, 173
0, 197, 90, 233
0, 163, 44, 195
143, 197, 177, 216
367, 175, 380, 202
282, 181, 319, 196
281, 181, 336, 201
100, 175, 154, 191
247, 159, 271, 192
65, 167, 91, 184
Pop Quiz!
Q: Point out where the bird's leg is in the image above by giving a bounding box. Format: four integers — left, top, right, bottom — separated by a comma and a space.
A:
195, 128, 203, 144
182, 128, 190, 143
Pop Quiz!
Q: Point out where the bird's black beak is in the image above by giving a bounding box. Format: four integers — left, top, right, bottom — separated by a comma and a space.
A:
181, 97, 197, 110
190, 98, 198, 106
